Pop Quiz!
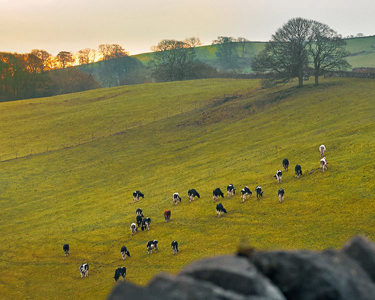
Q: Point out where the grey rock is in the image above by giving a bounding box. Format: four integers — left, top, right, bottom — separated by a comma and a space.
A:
108, 280, 172, 300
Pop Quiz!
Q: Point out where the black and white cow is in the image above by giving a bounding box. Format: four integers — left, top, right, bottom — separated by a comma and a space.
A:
63, 244, 69, 256
213, 188, 224, 202
274, 170, 283, 183
130, 223, 137, 235
136, 215, 143, 228
320, 157, 328, 172
141, 217, 151, 231
240, 186, 252, 202
114, 267, 126, 281
319, 144, 326, 157
283, 158, 289, 171
295, 165, 302, 178
136, 208, 144, 217
133, 191, 144, 202
147, 240, 158, 254
226, 184, 235, 197
121, 246, 130, 260
216, 203, 227, 217
255, 186, 263, 200
79, 263, 89, 278
171, 240, 179, 255
164, 210, 171, 222
172, 192, 182, 205
278, 188, 285, 203
188, 189, 200, 202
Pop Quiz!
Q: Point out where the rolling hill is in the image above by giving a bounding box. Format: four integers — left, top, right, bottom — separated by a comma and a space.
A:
0, 77, 375, 299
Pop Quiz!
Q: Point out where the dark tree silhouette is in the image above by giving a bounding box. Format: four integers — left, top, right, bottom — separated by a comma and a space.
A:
56, 51, 74, 69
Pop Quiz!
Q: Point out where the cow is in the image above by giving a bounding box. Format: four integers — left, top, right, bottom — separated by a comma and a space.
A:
240, 186, 252, 202
255, 186, 263, 200
274, 170, 283, 183
114, 267, 126, 281
63, 244, 69, 256
164, 210, 171, 222
133, 191, 144, 202
213, 188, 224, 202
188, 189, 200, 202
319, 145, 326, 157
136, 208, 144, 217
320, 157, 328, 172
216, 203, 227, 217
171, 240, 179, 255
130, 223, 137, 235
120, 246, 130, 260
278, 188, 285, 203
79, 263, 89, 278
136, 215, 143, 228
147, 240, 158, 254
173, 192, 182, 205
227, 184, 235, 197
283, 158, 289, 171
141, 217, 151, 231
295, 165, 302, 178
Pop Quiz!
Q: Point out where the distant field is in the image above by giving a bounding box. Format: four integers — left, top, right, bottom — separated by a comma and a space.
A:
1, 78, 375, 299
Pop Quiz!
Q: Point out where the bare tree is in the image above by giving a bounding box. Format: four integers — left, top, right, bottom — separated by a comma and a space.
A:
31, 49, 52, 71
77, 48, 92, 65
56, 51, 74, 69
183, 37, 202, 48
237, 37, 249, 57
98, 44, 128, 60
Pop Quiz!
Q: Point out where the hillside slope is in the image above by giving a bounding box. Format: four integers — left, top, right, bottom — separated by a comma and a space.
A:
0, 78, 375, 299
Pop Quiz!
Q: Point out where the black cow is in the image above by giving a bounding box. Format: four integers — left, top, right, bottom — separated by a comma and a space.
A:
164, 210, 171, 222
136, 208, 144, 217
114, 267, 126, 281
173, 192, 182, 205
295, 165, 302, 178
274, 170, 283, 183
141, 217, 151, 231
213, 188, 224, 202
283, 158, 289, 171
188, 189, 200, 202
130, 223, 137, 235
136, 215, 143, 228
63, 244, 69, 256
147, 240, 158, 254
171, 240, 179, 255
79, 263, 89, 278
133, 191, 144, 202
227, 184, 235, 197
240, 186, 252, 202
278, 188, 285, 203
121, 246, 130, 260
216, 203, 227, 217
255, 186, 263, 200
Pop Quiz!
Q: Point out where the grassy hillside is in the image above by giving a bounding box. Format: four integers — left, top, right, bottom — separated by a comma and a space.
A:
1, 78, 375, 299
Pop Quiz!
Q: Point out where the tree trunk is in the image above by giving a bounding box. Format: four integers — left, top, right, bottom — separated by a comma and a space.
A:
315, 73, 319, 86
298, 73, 303, 87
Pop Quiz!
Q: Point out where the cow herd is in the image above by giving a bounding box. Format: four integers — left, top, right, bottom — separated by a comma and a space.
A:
64, 144, 328, 281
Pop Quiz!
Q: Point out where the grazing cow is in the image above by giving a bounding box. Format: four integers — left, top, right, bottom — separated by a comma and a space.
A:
171, 240, 179, 255
136, 215, 143, 228
283, 158, 289, 171
213, 188, 224, 202
188, 189, 200, 202
147, 240, 158, 254
114, 267, 126, 281
130, 223, 137, 235
295, 165, 302, 178
216, 203, 227, 217
141, 217, 151, 231
172, 192, 182, 205
164, 210, 171, 222
240, 186, 252, 202
255, 186, 263, 200
278, 188, 285, 203
136, 208, 144, 217
319, 144, 326, 157
133, 191, 144, 202
320, 157, 328, 172
226, 184, 235, 197
274, 170, 283, 183
63, 244, 69, 256
120, 246, 130, 260
79, 263, 89, 278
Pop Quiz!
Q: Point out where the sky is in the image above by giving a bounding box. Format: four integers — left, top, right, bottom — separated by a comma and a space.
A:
1, 0, 374, 56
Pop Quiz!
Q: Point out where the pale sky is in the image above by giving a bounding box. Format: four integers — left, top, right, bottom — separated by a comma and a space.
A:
1, 0, 374, 55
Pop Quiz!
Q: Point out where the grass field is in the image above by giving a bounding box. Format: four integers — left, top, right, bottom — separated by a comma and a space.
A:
1, 77, 375, 299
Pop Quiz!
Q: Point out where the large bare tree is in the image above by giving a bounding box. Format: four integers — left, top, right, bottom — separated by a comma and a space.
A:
56, 51, 74, 69
31, 49, 52, 71
98, 44, 128, 60
77, 48, 92, 65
